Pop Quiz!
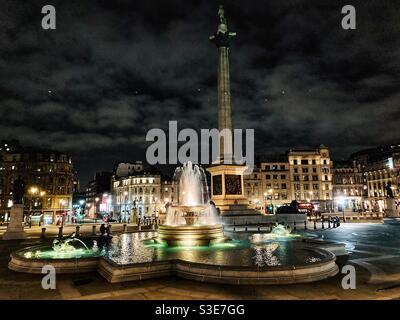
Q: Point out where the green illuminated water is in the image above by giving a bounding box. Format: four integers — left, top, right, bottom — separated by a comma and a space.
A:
16, 230, 323, 267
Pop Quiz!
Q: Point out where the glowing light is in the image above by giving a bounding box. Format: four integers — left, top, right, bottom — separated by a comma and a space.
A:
29, 187, 38, 194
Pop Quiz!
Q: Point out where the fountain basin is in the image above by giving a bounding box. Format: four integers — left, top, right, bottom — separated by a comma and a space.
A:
9, 245, 100, 274
156, 224, 228, 246
99, 248, 338, 284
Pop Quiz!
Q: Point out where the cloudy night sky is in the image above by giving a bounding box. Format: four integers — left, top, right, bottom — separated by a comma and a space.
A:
1, 0, 399, 185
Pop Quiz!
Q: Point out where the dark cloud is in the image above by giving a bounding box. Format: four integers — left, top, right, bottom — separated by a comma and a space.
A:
0, 0, 399, 185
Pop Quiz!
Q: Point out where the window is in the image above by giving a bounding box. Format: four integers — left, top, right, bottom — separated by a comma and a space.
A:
265, 165, 270, 170
293, 175, 300, 181
280, 165, 286, 170
281, 183, 287, 189
303, 184, 309, 190
303, 175, 309, 181
312, 167, 317, 173
265, 174, 271, 180
301, 160, 308, 165
280, 174, 286, 179
325, 175, 329, 181
294, 184, 300, 190
272, 165, 278, 170
312, 159, 316, 165
274, 182, 279, 189
312, 175, 318, 181
313, 184, 319, 190
273, 175, 278, 180
302, 168, 308, 173
294, 168, 298, 173
323, 160, 327, 165
294, 160, 298, 165
281, 193, 287, 200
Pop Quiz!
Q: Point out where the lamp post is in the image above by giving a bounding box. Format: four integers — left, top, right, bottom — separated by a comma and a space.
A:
28, 187, 46, 225
123, 191, 128, 223
268, 188, 273, 214
95, 197, 100, 220
59, 199, 66, 227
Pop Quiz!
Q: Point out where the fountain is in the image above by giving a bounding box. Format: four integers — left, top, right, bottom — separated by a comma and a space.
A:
157, 162, 227, 246
8, 164, 345, 283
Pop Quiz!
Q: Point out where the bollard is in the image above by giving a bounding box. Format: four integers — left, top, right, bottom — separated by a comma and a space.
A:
293, 221, 296, 231
322, 220, 325, 229
41, 227, 46, 239
58, 227, 63, 239
138, 224, 142, 231
92, 225, 96, 236
258, 226, 260, 231
313, 220, 317, 230
123, 224, 127, 233
304, 221, 307, 230
245, 226, 248, 231
233, 226, 236, 231
75, 225, 80, 237
328, 220, 331, 228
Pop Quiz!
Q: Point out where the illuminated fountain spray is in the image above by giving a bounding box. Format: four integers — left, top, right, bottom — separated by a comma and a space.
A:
165, 161, 220, 226
158, 161, 225, 246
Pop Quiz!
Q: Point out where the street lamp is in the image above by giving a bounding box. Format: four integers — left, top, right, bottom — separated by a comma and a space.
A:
59, 199, 66, 227
268, 188, 273, 214
95, 197, 100, 220
123, 191, 128, 222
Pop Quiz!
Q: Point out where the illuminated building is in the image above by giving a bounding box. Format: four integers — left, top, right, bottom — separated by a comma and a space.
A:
351, 144, 400, 212
287, 145, 333, 211
332, 160, 364, 212
0, 140, 76, 224
84, 171, 112, 218
245, 145, 333, 213
111, 169, 175, 221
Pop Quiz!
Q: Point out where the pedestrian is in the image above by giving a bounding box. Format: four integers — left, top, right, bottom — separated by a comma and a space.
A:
100, 223, 106, 235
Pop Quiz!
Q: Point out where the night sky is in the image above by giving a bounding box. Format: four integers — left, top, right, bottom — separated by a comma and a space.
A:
1, 0, 399, 186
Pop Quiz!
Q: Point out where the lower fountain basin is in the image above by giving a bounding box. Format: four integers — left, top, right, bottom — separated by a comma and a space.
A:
156, 224, 227, 246
9, 245, 101, 274
99, 250, 338, 284
9, 232, 346, 285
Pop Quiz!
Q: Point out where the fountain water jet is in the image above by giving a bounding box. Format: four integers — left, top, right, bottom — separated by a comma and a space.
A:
157, 162, 227, 246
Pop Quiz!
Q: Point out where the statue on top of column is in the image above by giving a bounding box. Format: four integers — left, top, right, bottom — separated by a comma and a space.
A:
218, 5, 227, 25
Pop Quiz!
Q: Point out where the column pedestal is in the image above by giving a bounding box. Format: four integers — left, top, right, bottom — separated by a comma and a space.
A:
207, 164, 255, 214
3, 204, 27, 240
385, 198, 399, 218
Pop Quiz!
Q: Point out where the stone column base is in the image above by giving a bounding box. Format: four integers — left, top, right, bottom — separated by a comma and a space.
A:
3, 231, 27, 240
385, 198, 399, 218
2, 205, 27, 240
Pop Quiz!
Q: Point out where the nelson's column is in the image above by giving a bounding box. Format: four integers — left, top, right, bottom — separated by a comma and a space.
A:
207, 6, 258, 216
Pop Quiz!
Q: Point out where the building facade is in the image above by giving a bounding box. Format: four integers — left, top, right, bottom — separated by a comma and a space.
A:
244, 146, 333, 213
332, 160, 365, 212
351, 145, 400, 212
287, 145, 333, 212
85, 171, 112, 219
0, 140, 75, 224
111, 171, 175, 222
